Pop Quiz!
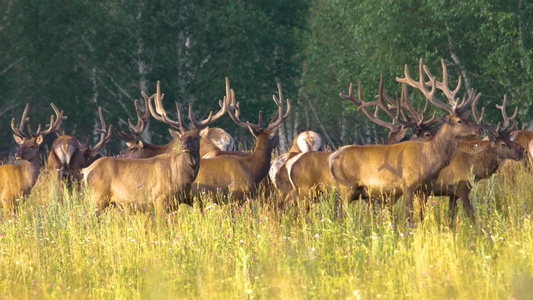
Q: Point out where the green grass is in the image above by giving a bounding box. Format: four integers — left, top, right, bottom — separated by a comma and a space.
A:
1, 162, 532, 299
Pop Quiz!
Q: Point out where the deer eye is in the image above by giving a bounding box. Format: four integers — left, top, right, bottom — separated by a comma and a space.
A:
457, 119, 463, 124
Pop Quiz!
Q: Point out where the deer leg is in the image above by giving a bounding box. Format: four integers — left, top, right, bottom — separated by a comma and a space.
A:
403, 187, 415, 222
456, 185, 475, 223
418, 191, 428, 222
335, 185, 354, 219
448, 194, 457, 221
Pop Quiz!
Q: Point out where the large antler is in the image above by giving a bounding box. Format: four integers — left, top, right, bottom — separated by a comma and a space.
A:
88, 107, 112, 154
49, 103, 68, 136
11, 103, 31, 138
114, 93, 152, 142
11, 103, 58, 139
472, 94, 518, 139
397, 58, 480, 117
389, 83, 442, 136
148, 79, 229, 133
339, 78, 403, 134
227, 81, 291, 134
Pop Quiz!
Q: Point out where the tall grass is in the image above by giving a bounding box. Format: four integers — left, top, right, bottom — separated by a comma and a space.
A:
0, 162, 532, 299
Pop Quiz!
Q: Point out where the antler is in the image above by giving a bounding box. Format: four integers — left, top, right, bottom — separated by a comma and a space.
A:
148, 79, 229, 133
88, 106, 112, 154
115, 93, 152, 142
48, 103, 68, 136
11, 103, 30, 138
11, 103, 58, 138
397, 58, 480, 117
266, 84, 291, 131
495, 95, 518, 136
473, 94, 518, 139
339, 79, 403, 134
227, 82, 291, 134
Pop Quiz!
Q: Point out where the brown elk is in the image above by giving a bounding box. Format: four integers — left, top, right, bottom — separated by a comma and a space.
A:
48, 105, 111, 182
329, 58, 481, 219
282, 77, 437, 205
427, 94, 523, 222
115, 90, 234, 158
190, 82, 291, 204
458, 137, 490, 154
0, 104, 58, 213
268, 131, 323, 202
82, 79, 229, 212
510, 130, 533, 152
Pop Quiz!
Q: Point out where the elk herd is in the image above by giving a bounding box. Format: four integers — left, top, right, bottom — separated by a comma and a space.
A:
1, 59, 532, 223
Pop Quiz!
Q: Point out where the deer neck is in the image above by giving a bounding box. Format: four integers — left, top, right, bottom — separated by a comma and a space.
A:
245, 134, 273, 180
470, 145, 501, 180
22, 157, 41, 186
426, 123, 462, 169
175, 150, 201, 181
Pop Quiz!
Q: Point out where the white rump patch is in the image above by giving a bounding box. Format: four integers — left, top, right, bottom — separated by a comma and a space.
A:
296, 131, 323, 152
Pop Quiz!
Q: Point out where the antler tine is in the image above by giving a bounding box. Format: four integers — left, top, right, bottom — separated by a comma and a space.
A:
340, 82, 401, 132
128, 93, 152, 135
147, 80, 186, 131
114, 125, 138, 142
266, 83, 291, 131
433, 59, 462, 110
224, 80, 263, 132
192, 77, 232, 129
400, 82, 437, 127
398, 58, 457, 115
48, 103, 67, 135
91, 106, 112, 152
372, 75, 400, 119
30, 114, 56, 137
470, 92, 496, 138
495, 94, 518, 136
11, 103, 30, 138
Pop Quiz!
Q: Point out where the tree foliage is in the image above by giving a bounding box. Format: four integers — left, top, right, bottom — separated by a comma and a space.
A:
0, 0, 531, 155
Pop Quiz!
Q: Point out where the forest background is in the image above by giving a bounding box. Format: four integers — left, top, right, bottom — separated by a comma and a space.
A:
0, 0, 531, 156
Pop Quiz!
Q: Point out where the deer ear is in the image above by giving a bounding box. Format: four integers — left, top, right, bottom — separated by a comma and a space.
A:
169, 129, 182, 140
35, 135, 44, 145
247, 125, 259, 138
199, 127, 209, 137
13, 134, 24, 145
138, 140, 144, 148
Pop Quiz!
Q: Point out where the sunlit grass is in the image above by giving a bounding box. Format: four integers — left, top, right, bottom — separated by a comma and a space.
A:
0, 163, 532, 299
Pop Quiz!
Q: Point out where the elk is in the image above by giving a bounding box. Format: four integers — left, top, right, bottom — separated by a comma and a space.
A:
190, 82, 291, 204
0, 104, 58, 213
268, 131, 323, 201
528, 139, 533, 166
329, 58, 481, 219
427, 94, 523, 222
82, 79, 229, 212
282, 76, 437, 205
509, 130, 533, 152
47, 105, 111, 182
115, 90, 234, 158
458, 137, 490, 154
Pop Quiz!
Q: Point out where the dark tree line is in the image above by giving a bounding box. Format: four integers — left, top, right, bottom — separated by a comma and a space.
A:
0, 0, 531, 156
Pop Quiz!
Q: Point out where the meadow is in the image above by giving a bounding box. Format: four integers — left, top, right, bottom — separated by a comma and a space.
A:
0, 161, 532, 299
